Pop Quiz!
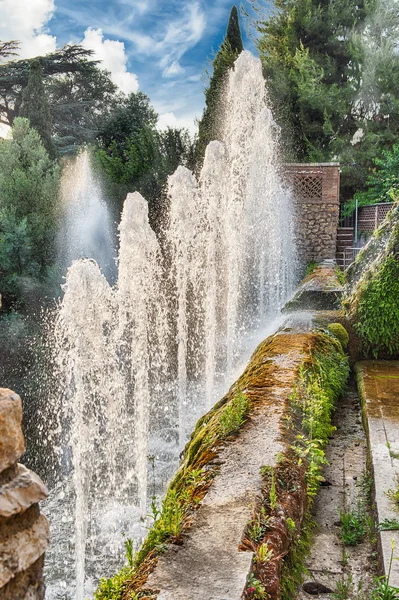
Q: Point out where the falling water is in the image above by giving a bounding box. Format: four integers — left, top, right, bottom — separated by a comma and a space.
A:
44, 51, 297, 599
57, 149, 115, 280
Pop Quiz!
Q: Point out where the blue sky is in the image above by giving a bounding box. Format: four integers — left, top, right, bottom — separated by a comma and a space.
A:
0, 0, 272, 133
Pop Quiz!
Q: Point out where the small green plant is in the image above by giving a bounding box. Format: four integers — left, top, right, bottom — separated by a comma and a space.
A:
379, 518, 399, 531
269, 471, 278, 510
371, 541, 399, 599
256, 542, 274, 563
286, 517, 296, 533
248, 506, 272, 543
340, 505, 367, 546
386, 474, 399, 509
124, 537, 134, 568
333, 574, 353, 599
219, 391, 250, 438
305, 261, 317, 277
246, 573, 268, 599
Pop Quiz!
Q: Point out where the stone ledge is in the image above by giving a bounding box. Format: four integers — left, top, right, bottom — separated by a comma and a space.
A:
355, 361, 399, 587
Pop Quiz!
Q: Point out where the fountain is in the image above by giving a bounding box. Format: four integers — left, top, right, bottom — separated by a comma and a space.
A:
44, 51, 298, 599
57, 149, 116, 281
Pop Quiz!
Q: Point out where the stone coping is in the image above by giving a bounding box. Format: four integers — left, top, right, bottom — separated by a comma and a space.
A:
355, 361, 399, 587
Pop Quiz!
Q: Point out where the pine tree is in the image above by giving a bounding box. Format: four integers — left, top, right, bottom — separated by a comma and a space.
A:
19, 60, 56, 158
196, 5, 244, 164
20, 60, 56, 158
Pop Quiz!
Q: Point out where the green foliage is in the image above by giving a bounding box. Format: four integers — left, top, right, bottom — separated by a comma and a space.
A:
379, 519, 399, 531
218, 390, 250, 438
196, 5, 243, 163
0, 44, 117, 152
290, 343, 349, 445
245, 573, 268, 599
304, 262, 317, 277
340, 506, 367, 545
280, 335, 349, 598
371, 541, 399, 599
386, 474, 399, 509
96, 92, 194, 225
344, 144, 399, 216
0, 117, 60, 307
248, 0, 369, 164
354, 254, 399, 357
333, 574, 354, 600
327, 323, 350, 349
20, 60, 56, 158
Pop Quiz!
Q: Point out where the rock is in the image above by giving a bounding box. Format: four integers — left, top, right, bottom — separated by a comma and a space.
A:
0, 389, 25, 472
303, 581, 334, 594
0, 465, 48, 519
0, 513, 50, 588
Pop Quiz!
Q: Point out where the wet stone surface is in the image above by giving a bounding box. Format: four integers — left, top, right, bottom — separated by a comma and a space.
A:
297, 384, 377, 599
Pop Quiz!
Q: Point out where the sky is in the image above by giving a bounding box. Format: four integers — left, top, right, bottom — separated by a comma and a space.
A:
0, 0, 269, 134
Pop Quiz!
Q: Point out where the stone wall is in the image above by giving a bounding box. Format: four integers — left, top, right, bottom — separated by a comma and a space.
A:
284, 163, 340, 266
0, 388, 49, 600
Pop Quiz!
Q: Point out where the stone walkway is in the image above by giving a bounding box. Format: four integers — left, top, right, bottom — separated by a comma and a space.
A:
356, 361, 399, 588
296, 383, 377, 599
145, 333, 316, 600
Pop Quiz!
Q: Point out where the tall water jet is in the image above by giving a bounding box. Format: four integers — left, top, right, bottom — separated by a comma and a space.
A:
54, 260, 117, 600
44, 51, 298, 598
117, 192, 167, 516
166, 167, 198, 449
57, 149, 115, 279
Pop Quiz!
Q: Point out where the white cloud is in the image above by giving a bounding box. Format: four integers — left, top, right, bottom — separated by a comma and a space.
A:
157, 111, 198, 136
81, 28, 139, 94
0, 0, 56, 58
163, 60, 184, 78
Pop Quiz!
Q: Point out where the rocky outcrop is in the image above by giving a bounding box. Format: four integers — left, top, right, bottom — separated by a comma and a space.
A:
0, 388, 49, 600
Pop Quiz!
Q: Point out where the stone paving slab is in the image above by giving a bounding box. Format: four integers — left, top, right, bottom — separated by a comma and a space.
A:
355, 361, 399, 587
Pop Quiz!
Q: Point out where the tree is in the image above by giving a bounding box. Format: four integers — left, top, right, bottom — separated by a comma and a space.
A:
249, 0, 369, 163
19, 60, 56, 158
196, 5, 244, 163
0, 41, 19, 62
0, 118, 60, 305
0, 45, 118, 152
343, 144, 399, 215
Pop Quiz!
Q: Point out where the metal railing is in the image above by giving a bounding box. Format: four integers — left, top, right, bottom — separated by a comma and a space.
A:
343, 247, 362, 269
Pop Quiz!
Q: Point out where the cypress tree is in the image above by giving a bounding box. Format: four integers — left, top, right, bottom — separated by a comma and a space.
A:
225, 5, 244, 54
196, 5, 244, 165
20, 60, 57, 159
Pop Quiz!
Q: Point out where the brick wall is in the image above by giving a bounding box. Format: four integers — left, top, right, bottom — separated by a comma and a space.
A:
284, 163, 340, 265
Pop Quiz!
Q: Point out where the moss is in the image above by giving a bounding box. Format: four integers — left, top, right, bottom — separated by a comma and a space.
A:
327, 323, 349, 349
243, 334, 350, 600
350, 254, 399, 358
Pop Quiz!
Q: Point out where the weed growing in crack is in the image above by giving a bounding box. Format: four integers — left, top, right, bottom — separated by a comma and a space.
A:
333, 573, 353, 599
339, 505, 367, 546
386, 473, 399, 510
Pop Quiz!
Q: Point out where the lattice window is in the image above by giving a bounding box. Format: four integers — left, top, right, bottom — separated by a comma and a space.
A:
292, 174, 323, 200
